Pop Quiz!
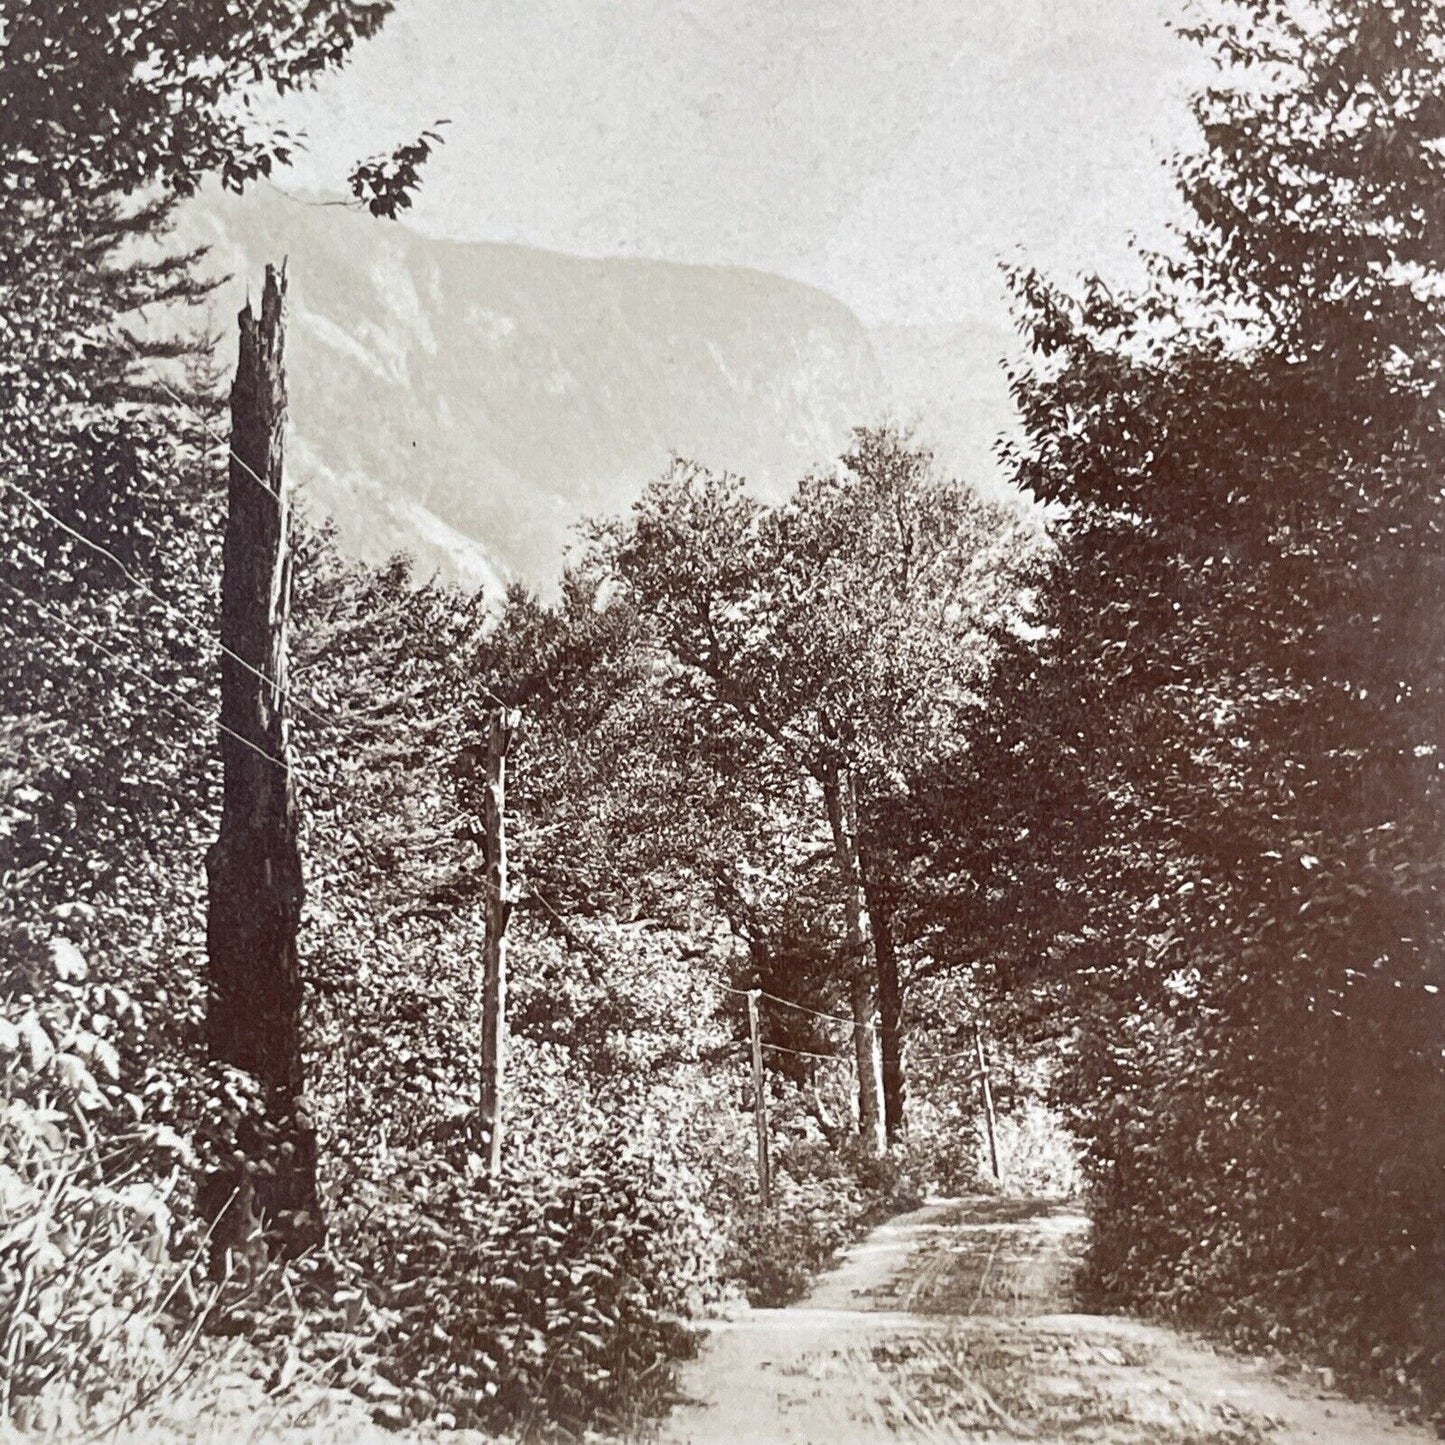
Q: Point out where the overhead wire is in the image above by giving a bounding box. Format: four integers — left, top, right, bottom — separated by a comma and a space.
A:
761, 1040, 850, 1063
11, 302, 487, 741
114, 326, 287, 516
759, 990, 877, 1031
717, 980, 878, 1031
115, 310, 540, 732
2, 474, 332, 732
717, 982, 988, 1064
0, 577, 290, 775
11, 305, 328, 727
21, 305, 983, 1103
759, 1036, 985, 1067
4, 475, 991, 1068
110, 323, 517, 726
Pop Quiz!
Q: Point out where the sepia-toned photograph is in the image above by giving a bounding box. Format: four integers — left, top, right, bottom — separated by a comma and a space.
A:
1, 1, 1441, 1441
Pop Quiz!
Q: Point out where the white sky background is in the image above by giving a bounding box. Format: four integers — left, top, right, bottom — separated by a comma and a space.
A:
270, 0, 1210, 330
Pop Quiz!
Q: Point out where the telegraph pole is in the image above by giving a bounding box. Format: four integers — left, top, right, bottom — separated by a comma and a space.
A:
747, 990, 772, 1206
976, 1024, 1001, 1183
480, 705, 520, 1176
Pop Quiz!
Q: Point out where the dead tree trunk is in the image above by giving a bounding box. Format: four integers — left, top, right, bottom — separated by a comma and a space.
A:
204, 264, 321, 1265
823, 766, 885, 1156
480, 706, 519, 1176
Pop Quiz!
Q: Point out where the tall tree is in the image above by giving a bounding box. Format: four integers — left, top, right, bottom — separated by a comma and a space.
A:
600, 429, 1035, 1144
1, 1, 393, 202
0, 0, 441, 1258
985, 0, 1445, 1403
1, 1, 428, 943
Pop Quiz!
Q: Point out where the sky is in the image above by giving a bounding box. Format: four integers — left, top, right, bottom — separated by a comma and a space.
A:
271, 0, 1210, 331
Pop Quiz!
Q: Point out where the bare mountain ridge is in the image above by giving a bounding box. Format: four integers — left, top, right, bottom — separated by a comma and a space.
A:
178, 187, 893, 588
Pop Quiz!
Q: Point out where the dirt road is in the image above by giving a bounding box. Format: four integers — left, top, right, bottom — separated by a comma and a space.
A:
656, 1197, 1433, 1444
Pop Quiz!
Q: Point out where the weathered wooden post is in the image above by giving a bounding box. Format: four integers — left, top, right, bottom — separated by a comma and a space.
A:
480, 705, 520, 1176
976, 1024, 1001, 1183
204, 263, 322, 1264
822, 762, 886, 1157
747, 990, 772, 1207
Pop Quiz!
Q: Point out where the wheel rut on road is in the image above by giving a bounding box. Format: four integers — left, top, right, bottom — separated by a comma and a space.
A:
654, 1196, 1433, 1444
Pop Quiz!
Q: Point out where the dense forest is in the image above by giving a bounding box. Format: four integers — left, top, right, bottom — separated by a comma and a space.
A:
1, 0, 1441, 1440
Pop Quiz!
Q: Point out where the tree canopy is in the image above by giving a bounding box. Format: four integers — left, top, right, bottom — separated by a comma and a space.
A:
982, 0, 1445, 1399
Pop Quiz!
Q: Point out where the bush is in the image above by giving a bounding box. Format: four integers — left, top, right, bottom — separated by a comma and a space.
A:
990, 1099, 1081, 1199
903, 1036, 1082, 1201
722, 1204, 847, 1309
1068, 999, 1445, 1427
907, 1126, 989, 1197
0, 930, 198, 1435
343, 1132, 719, 1438
719, 1134, 926, 1309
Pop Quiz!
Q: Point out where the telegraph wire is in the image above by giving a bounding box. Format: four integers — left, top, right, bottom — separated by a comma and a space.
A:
718, 981, 990, 1062
110, 325, 516, 723
115, 314, 523, 725
758, 990, 874, 1031
2, 475, 332, 732
0, 577, 291, 775
717, 979, 878, 1031
759, 1035, 987, 1066
761, 1040, 850, 1063
511, 923, 974, 1060
113, 325, 287, 517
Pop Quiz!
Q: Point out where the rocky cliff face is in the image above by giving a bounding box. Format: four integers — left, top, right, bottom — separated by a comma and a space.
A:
180, 187, 889, 589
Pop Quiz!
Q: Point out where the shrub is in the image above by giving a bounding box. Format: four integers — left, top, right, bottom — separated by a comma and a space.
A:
991, 1099, 1081, 1199
906, 1125, 989, 1197
719, 1133, 927, 1309
1069, 1002, 1445, 1425
722, 1204, 846, 1309
0, 929, 197, 1434
343, 1132, 719, 1438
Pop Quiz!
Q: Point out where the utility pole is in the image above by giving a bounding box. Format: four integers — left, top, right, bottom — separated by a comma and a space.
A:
480, 705, 520, 1176
204, 263, 321, 1265
822, 764, 885, 1156
975, 1024, 1001, 1184
747, 990, 772, 1207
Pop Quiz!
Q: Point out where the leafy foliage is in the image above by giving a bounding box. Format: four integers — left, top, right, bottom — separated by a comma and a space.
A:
0, 932, 194, 1433
6, 0, 1441, 1437
979, 0, 1445, 1418
348, 124, 450, 219
721, 1135, 929, 1308
595, 429, 1043, 1139
1, 1, 393, 201
349, 1139, 717, 1435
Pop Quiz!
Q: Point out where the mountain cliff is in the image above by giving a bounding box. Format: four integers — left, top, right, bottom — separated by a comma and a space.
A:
178, 187, 889, 588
